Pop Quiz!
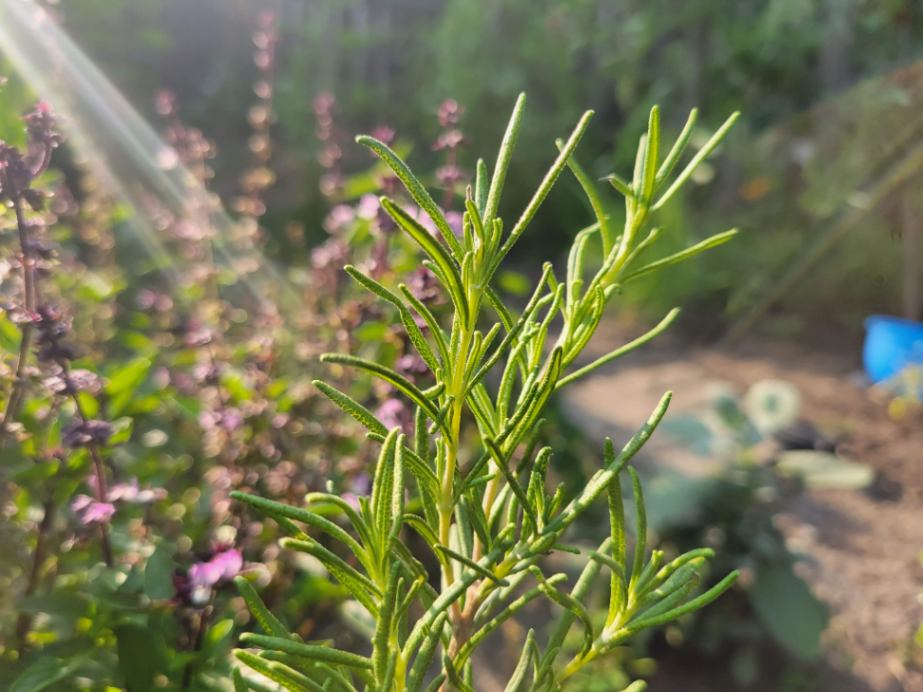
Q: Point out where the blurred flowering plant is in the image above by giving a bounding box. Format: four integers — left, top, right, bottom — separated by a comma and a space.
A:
0, 12, 427, 688
0, 13, 515, 688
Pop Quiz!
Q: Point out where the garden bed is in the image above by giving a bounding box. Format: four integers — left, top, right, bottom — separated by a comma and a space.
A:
563, 325, 923, 691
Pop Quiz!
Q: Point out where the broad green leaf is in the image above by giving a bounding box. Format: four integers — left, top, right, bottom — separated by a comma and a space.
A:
749, 562, 827, 659
143, 542, 175, 600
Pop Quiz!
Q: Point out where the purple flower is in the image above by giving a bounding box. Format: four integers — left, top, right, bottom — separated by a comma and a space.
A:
198, 408, 245, 433
183, 326, 215, 348
377, 397, 413, 435
436, 165, 465, 187
23, 102, 59, 177
356, 194, 380, 221
154, 89, 177, 117
71, 495, 116, 525
319, 143, 342, 169
63, 419, 114, 448
34, 304, 78, 363
371, 126, 396, 146
43, 368, 101, 395
136, 289, 173, 312
396, 353, 429, 383
313, 91, 336, 119
107, 478, 167, 504
0, 142, 33, 202
188, 548, 243, 589
375, 204, 396, 234
310, 238, 349, 271
343, 472, 372, 510
407, 267, 440, 304
323, 204, 354, 234
181, 546, 244, 606
437, 99, 463, 128
72, 477, 165, 525
446, 211, 464, 238
319, 173, 344, 198
433, 129, 464, 151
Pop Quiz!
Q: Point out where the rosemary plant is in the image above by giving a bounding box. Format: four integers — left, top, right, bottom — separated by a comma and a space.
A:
231, 95, 740, 691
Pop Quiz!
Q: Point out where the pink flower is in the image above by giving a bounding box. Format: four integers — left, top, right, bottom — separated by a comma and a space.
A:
377, 398, 413, 435
106, 478, 167, 504
356, 194, 380, 220
188, 548, 243, 590
342, 473, 372, 510
71, 495, 116, 525
177, 546, 244, 607
445, 211, 464, 237
323, 204, 354, 234
73, 477, 165, 525
433, 129, 464, 151
437, 99, 463, 128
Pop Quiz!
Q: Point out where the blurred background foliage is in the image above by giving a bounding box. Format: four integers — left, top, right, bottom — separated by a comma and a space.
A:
2, 1, 923, 689
42, 0, 923, 340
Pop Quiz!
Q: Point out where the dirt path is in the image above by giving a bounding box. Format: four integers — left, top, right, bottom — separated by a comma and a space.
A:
561, 326, 923, 691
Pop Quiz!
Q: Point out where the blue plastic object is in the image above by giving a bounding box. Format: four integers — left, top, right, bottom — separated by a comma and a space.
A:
863, 314, 923, 384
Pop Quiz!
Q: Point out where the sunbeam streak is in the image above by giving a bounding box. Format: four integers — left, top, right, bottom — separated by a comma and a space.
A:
0, 0, 299, 308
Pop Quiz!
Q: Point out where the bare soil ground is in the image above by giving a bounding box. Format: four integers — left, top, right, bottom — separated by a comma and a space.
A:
561, 325, 923, 691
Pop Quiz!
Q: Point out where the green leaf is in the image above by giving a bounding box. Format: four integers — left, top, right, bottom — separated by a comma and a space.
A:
105, 357, 152, 416
345, 265, 440, 373
117, 624, 164, 692
407, 613, 448, 691
371, 429, 403, 550
398, 283, 451, 366
544, 392, 671, 538
620, 229, 738, 283
232, 490, 365, 562
475, 158, 489, 217
241, 633, 374, 670
626, 570, 739, 636
655, 108, 697, 186
435, 543, 508, 586
235, 576, 292, 639
9, 656, 86, 692
639, 105, 660, 202
653, 111, 740, 210
485, 92, 526, 223
622, 681, 648, 692
321, 353, 444, 432
143, 542, 175, 600
485, 437, 538, 532
628, 467, 647, 585
537, 575, 594, 657
561, 147, 612, 256
280, 538, 380, 614
380, 197, 467, 317
558, 308, 680, 389
496, 109, 595, 267
503, 629, 537, 692
605, 173, 634, 200
749, 562, 826, 660
234, 650, 321, 691
373, 564, 402, 683
313, 379, 387, 437
356, 135, 461, 255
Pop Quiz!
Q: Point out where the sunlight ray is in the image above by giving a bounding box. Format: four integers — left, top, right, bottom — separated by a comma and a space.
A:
0, 0, 299, 307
